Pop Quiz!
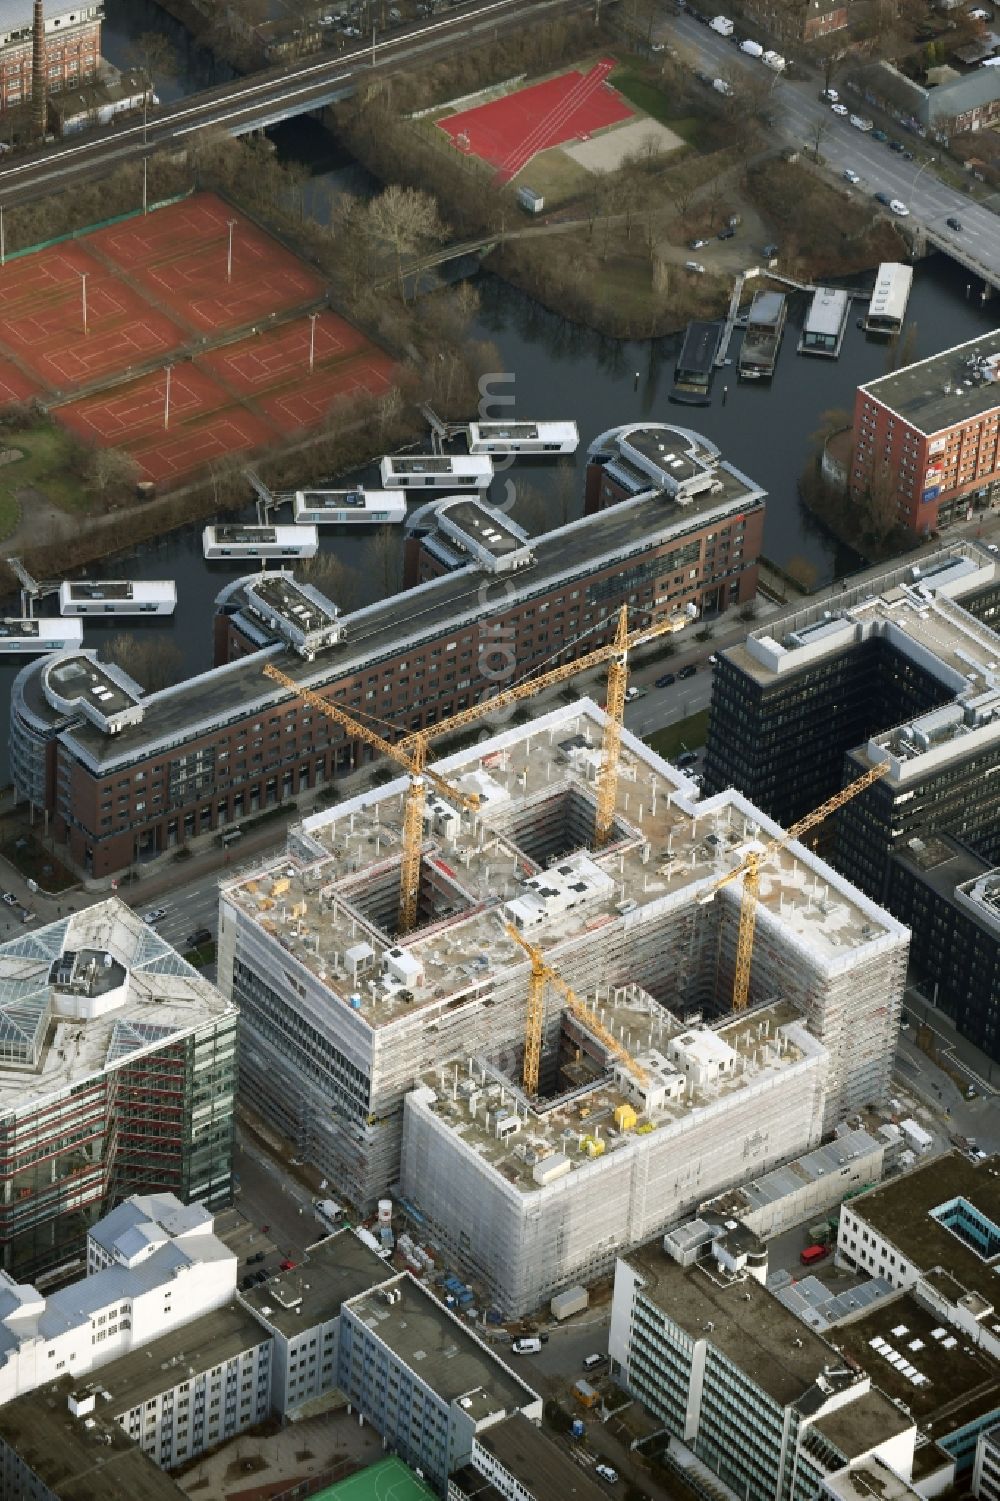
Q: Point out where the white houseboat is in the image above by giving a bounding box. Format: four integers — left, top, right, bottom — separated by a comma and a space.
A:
466, 421, 579, 455
864, 262, 913, 336
379, 453, 493, 490
59, 580, 177, 616
292, 489, 407, 525
0, 618, 83, 654
203, 524, 319, 560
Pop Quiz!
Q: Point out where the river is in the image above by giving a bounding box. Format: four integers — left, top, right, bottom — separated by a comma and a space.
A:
0, 7, 995, 781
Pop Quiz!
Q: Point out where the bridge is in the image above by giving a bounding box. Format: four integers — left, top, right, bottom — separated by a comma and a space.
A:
921, 228, 999, 295
0, 0, 585, 209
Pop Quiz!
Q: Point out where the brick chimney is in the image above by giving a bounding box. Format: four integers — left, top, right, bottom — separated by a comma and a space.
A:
31, 0, 47, 139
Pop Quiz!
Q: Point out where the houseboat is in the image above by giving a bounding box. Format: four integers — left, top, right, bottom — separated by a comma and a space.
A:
465, 421, 579, 455
59, 580, 177, 616
380, 453, 493, 490
0, 618, 83, 654
202, 525, 319, 560
738, 290, 787, 380
798, 288, 850, 358
671, 320, 723, 404
864, 262, 913, 336
292, 489, 407, 526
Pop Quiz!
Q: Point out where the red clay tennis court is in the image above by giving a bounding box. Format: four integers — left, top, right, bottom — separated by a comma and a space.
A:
92, 194, 325, 336
438, 59, 631, 182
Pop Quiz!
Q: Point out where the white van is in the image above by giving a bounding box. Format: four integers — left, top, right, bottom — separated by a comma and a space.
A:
583, 1352, 608, 1371
762, 50, 786, 70
710, 14, 734, 33
740, 38, 763, 55
512, 1337, 542, 1355
713, 77, 733, 95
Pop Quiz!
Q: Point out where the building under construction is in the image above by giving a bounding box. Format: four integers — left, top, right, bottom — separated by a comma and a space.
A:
219, 702, 907, 1280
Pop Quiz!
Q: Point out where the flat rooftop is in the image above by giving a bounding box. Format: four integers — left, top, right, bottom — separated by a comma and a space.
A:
414, 1000, 820, 1192
239, 1229, 392, 1335
94, 1302, 267, 1415
475, 1413, 608, 1501
804, 287, 849, 336
843, 1152, 1000, 1309
0, 897, 236, 1112
221, 702, 903, 1029
40, 454, 763, 774
347, 1273, 535, 1415
859, 329, 1000, 435
829, 1289, 1000, 1436
822, 1456, 925, 1501
705, 1128, 883, 1219
0, 1373, 185, 1500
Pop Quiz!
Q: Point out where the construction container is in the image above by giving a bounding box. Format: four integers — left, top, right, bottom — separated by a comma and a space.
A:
573, 1379, 600, 1409
901, 1119, 933, 1154
614, 1104, 637, 1132
808, 1221, 831, 1244
551, 1285, 589, 1321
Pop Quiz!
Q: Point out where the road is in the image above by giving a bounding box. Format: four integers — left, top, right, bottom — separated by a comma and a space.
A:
0, 0, 582, 209
655, 12, 1000, 286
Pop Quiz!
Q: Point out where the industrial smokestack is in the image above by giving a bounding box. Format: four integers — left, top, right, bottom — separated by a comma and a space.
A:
31, 0, 47, 140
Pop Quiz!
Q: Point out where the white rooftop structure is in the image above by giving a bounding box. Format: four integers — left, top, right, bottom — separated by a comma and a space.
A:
88, 1195, 215, 1272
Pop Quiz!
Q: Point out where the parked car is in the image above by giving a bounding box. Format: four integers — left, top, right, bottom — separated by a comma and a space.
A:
512, 1337, 542, 1354
187, 927, 212, 949
584, 1353, 608, 1370
678, 664, 697, 680
901, 149, 913, 160
655, 672, 676, 688
889, 199, 910, 216
595, 1466, 619, 1484
240, 1274, 256, 1290
676, 750, 699, 768
850, 114, 873, 131
843, 168, 860, 184
689, 237, 709, 249
873, 190, 892, 205
946, 216, 963, 231
712, 77, 733, 96
718, 225, 735, 240
246, 1251, 265, 1264
18, 909, 34, 923
1, 892, 16, 907
253, 1269, 269, 1284
889, 139, 905, 152
830, 102, 848, 116
820, 87, 838, 102
684, 261, 706, 273
279, 1258, 297, 1271
871, 128, 888, 141
762, 242, 779, 258
143, 908, 167, 925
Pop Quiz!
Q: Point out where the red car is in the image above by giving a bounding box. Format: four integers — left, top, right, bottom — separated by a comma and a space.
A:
279, 1259, 297, 1271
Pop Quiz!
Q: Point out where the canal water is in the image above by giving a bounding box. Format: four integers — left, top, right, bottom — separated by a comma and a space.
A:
0, 5, 996, 780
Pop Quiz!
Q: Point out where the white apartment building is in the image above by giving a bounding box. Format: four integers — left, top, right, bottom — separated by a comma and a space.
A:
0, 1192, 236, 1407
974, 1426, 1000, 1501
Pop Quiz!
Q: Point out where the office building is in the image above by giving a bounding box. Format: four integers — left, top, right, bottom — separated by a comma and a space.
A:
450, 1413, 608, 1501
0, 1372, 188, 1501
851, 331, 1000, 536
338, 1271, 541, 1494
609, 1226, 917, 1501
0, 0, 101, 117
974, 1425, 1000, 1501
13, 425, 765, 880
0, 899, 237, 1281
238, 1227, 394, 1417
221, 702, 907, 1232
0, 1192, 236, 1406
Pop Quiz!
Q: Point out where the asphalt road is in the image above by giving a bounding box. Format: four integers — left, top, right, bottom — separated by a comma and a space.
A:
656, 12, 1000, 281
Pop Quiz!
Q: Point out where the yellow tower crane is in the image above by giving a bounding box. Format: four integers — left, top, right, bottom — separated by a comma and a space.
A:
506, 923, 649, 1097
262, 664, 479, 935
703, 761, 890, 1012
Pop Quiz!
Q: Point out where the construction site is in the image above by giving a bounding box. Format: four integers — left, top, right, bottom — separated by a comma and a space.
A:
218, 675, 909, 1310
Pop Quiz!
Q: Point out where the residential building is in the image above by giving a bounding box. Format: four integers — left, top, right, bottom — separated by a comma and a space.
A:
0, 1192, 236, 1406
13, 425, 766, 879
0, 899, 237, 1281
238, 1228, 394, 1416
93, 1302, 271, 1470
86, 1193, 215, 1275
449, 1412, 608, 1501
704, 544, 1000, 1053
0, 0, 102, 118
974, 1425, 1000, 1501
337, 1271, 542, 1494
850, 332, 1000, 536
0, 1372, 187, 1501
221, 701, 907, 1227
699, 1127, 886, 1239
742, 0, 848, 44
609, 1227, 917, 1501
849, 58, 1000, 137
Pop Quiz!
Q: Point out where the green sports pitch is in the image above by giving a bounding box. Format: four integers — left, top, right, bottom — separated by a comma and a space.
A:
311, 1457, 437, 1501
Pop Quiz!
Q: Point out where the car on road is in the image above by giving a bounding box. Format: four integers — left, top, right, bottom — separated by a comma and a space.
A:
689, 237, 709, 249
987, 542, 999, 555
187, 927, 212, 949
17, 909, 33, 924
143, 908, 167, 925
279, 1258, 297, 1271
843, 168, 860, 184
678, 664, 697, 680
511, 1337, 542, 1354
655, 672, 676, 688
676, 750, 699, 767
889, 139, 905, 152
820, 87, 839, 102
946, 216, 963, 231
871, 127, 888, 141
873, 190, 892, 205
718, 225, 735, 239
1, 893, 16, 908
889, 199, 910, 216
684, 261, 706, 273
901, 149, 913, 160
246, 1251, 266, 1264
830, 102, 848, 115
850, 114, 873, 131
595, 1466, 619, 1484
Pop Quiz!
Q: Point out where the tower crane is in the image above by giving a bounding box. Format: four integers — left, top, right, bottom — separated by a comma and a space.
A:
506, 923, 649, 1096
262, 664, 479, 935
702, 761, 890, 1012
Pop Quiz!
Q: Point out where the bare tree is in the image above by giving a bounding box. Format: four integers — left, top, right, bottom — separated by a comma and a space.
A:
862, 462, 900, 543
100, 633, 183, 693
366, 185, 449, 300
365, 524, 401, 597
86, 447, 140, 505
298, 551, 360, 612
785, 555, 820, 593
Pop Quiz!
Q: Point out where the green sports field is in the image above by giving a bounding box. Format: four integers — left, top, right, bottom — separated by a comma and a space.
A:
311, 1457, 437, 1501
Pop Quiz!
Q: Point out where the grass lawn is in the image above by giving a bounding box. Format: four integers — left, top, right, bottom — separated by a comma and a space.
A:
645, 708, 710, 762
0, 489, 18, 540
184, 940, 217, 968
0, 422, 86, 518
612, 64, 702, 144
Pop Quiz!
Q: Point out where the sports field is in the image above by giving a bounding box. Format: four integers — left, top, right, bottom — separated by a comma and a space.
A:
0, 192, 395, 486
438, 58, 632, 183
311, 1457, 437, 1501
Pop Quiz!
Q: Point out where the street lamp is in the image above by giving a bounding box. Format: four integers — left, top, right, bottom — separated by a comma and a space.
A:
911, 155, 937, 198
308, 311, 319, 375
226, 218, 237, 284
78, 271, 88, 335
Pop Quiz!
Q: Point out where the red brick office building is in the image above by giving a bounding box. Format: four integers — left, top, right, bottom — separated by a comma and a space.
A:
0, 1, 102, 115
